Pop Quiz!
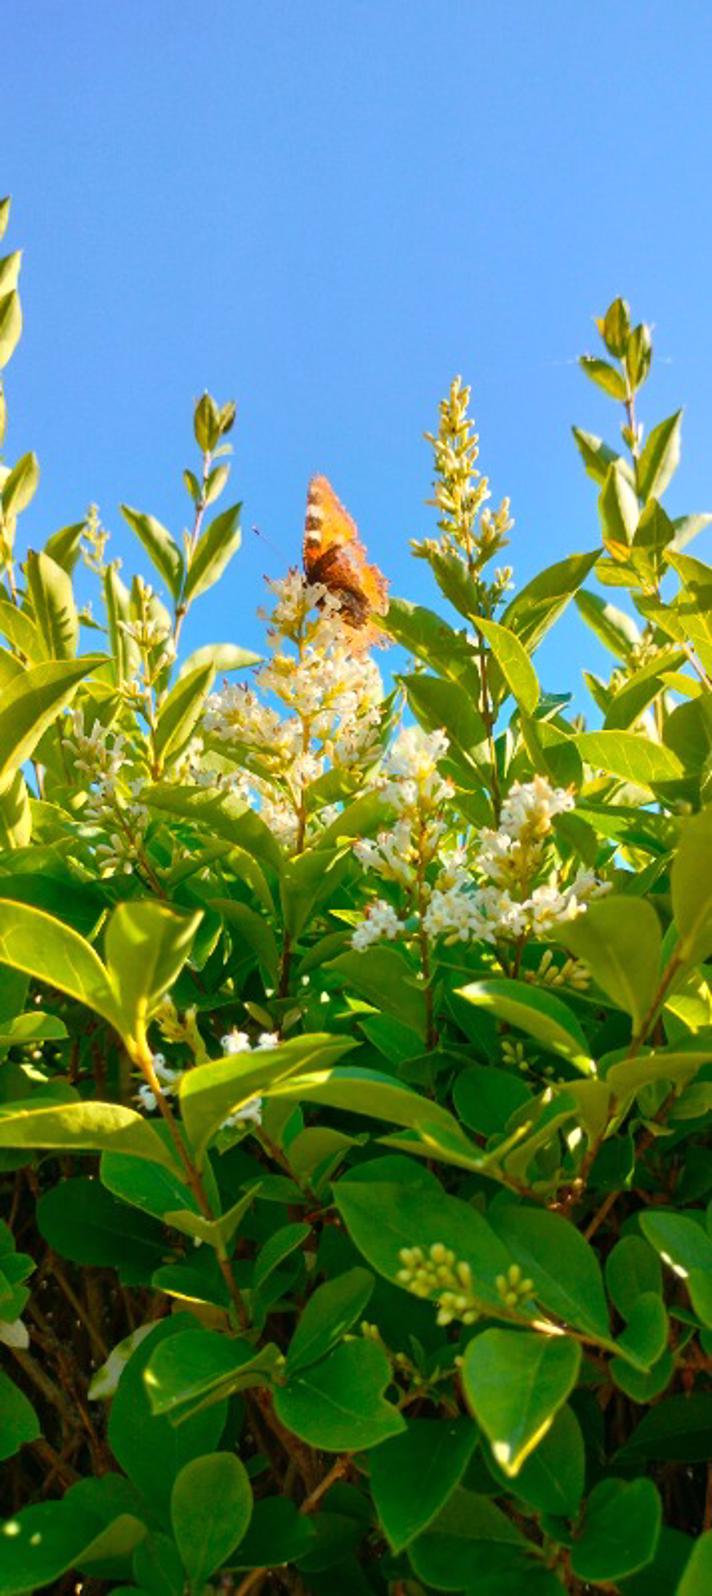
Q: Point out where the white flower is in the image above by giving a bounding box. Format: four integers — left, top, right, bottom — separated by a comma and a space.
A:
256, 1032, 279, 1049
221, 1096, 263, 1130
352, 899, 401, 950
221, 1030, 252, 1055
383, 726, 449, 782
152, 1053, 181, 1089
137, 1084, 157, 1113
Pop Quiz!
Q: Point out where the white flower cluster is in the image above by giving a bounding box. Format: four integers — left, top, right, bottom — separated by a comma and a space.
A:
203, 572, 385, 852
350, 726, 453, 948
136, 1032, 279, 1127
65, 711, 151, 876
172, 734, 251, 797
423, 775, 608, 945
351, 899, 401, 951
118, 578, 177, 678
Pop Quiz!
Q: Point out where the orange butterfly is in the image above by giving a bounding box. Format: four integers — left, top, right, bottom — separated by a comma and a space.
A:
303, 475, 389, 647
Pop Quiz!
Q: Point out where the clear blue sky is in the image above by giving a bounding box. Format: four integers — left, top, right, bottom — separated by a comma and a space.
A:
3, 0, 712, 694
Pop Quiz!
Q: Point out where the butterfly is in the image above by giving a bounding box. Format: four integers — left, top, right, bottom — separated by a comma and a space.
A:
303, 475, 389, 646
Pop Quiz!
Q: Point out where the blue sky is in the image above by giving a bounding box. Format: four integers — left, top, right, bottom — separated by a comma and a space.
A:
3, 0, 712, 698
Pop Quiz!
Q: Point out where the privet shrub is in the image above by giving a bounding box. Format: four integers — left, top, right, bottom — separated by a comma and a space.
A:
1, 197, 712, 1596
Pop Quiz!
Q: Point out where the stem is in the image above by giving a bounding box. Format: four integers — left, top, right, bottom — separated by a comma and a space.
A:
627, 951, 683, 1063
415, 805, 437, 1050
475, 626, 502, 819
133, 1021, 249, 1329
175, 446, 212, 649
299, 1453, 351, 1513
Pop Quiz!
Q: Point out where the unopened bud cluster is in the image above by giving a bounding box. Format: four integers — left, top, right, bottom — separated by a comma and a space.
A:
495, 1262, 535, 1311
397, 1243, 480, 1326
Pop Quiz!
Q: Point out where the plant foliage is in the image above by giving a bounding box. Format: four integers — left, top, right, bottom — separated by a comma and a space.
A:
0, 212, 711, 1593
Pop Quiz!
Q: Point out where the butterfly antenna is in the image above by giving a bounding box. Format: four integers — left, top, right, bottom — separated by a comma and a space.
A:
251, 523, 289, 561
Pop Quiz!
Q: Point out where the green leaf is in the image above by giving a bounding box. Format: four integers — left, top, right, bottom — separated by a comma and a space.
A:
232, 1498, 315, 1571
615, 1292, 669, 1370
572, 428, 633, 487
163, 1186, 259, 1249
370, 1418, 478, 1553
676, 1532, 712, 1594
335, 1157, 510, 1313
0, 655, 105, 784
0, 597, 42, 659
0, 770, 30, 850
626, 321, 653, 390
108, 1318, 228, 1521
120, 506, 184, 601
618, 1395, 712, 1467
178, 642, 260, 677
0, 1010, 67, 1051
180, 1034, 356, 1166
329, 948, 427, 1039
274, 1337, 404, 1451
145, 783, 282, 872
101, 1150, 197, 1222
575, 589, 640, 658
457, 978, 594, 1072
462, 1329, 580, 1476
0, 1504, 146, 1596
0, 1099, 180, 1171
672, 807, 712, 964
476, 617, 539, 712
26, 549, 79, 658
270, 1066, 480, 1172
571, 1478, 662, 1583
0, 198, 11, 243
640, 1209, 712, 1280
0, 290, 22, 369
0, 898, 120, 1028
144, 1329, 280, 1420
598, 463, 640, 558
105, 900, 203, 1037
210, 898, 279, 982
43, 521, 85, 573
453, 1065, 531, 1137
384, 597, 480, 693
637, 411, 682, 503
601, 297, 631, 358
254, 1221, 310, 1288
489, 1204, 611, 1342
184, 502, 242, 604
579, 355, 627, 400
408, 1487, 529, 1592
574, 729, 683, 786
606, 1236, 662, 1320
605, 651, 681, 731
36, 1177, 166, 1283
0, 1370, 39, 1462
635, 499, 676, 557
2, 452, 39, 519
285, 1267, 375, 1375
170, 1453, 252, 1586
153, 663, 215, 766
557, 895, 662, 1034
491, 1403, 585, 1518
501, 551, 599, 654
280, 847, 348, 938
401, 673, 487, 765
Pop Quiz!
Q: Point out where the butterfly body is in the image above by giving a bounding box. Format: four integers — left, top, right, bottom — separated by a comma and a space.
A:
303, 475, 388, 643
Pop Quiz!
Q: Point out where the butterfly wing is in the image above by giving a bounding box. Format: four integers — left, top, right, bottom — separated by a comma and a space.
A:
303, 475, 388, 639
